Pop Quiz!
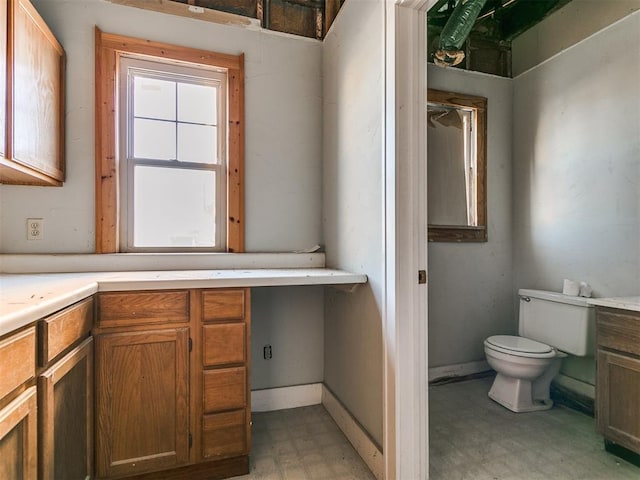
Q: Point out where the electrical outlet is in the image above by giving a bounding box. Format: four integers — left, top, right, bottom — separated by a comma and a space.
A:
27, 218, 43, 240
263, 345, 272, 360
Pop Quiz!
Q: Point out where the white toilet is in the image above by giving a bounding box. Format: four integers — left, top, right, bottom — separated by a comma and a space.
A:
484, 289, 595, 413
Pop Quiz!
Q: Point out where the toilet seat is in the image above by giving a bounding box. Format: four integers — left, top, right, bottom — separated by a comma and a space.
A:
485, 335, 556, 359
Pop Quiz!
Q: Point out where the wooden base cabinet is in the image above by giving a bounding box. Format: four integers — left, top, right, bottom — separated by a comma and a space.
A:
38, 338, 93, 480
0, 387, 38, 480
95, 328, 190, 478
95, 288, 250, 480
596, 307, 640, 457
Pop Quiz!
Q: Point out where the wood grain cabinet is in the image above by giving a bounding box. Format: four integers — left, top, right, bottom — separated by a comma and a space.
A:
95, 288, 251, 479
95, 290, 190, 479
596, 307, 640, 458
38, 296, 94, 480
0, 0, 65, 186
0, 326, 37, 480
198, 289, 251, 464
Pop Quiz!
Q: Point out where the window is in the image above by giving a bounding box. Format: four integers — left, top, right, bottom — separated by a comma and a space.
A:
427, 89, 487, 242
95, 29, 245, 253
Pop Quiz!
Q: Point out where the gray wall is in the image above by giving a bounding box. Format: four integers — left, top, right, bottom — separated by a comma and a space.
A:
322, 0, 385, 446
513, 11, 640, 387
512, 0, 640, 76
0, 0, 325, 390
427, 65, 515, 368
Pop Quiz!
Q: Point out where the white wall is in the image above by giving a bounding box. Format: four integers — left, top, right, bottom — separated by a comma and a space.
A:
0, 0, 326, 390
0, 0, 322, 254
513, 11, 640, 388
427, 65, 514, 368
512, 0, 640, 76
322, 0, 385, 446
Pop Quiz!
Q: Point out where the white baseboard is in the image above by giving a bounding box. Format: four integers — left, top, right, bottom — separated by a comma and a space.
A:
428, 360, 491, 382
553, 373, 595, 400
321, 385, 383, 480
251, 383, 322, 412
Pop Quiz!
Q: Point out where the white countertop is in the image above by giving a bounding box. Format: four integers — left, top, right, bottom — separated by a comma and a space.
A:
0, 268, 367, 337
587, 296, 640, 313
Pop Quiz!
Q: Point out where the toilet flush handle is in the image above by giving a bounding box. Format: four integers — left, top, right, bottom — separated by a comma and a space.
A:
522, 296, 531, 302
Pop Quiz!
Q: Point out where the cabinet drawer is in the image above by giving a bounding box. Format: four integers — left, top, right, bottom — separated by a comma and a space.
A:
203, 323, 245, 366
202, 410, 246, 459
0, 327, 36, 400
203, 367, 246, 412
596, 308, 640, 356
97, 291, 189, 328
39, 297, 93, 365
202, 290, 245, 322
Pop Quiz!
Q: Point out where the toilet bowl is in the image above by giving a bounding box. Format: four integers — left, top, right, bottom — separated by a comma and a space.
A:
484, 289, 594, 413
484, 335, 565, 412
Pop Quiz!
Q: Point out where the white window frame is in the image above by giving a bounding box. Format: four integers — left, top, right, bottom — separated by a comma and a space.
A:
118, 56, 228, 252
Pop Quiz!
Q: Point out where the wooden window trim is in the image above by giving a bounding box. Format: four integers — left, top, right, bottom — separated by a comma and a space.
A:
427, 88, 487, 243
95, 28, 245, 253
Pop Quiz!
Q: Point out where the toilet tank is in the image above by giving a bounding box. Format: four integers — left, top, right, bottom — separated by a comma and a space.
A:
518, 289, 595, 356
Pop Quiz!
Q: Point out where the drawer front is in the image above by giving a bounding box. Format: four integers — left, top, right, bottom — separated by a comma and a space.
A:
202, 290, 245, 322
203, 323, 245, 367
97, 291, 189, 328
40, 297, 93, 365
596, 307, 640, 356
202, 410, 246, 459
203, 367, 246, 413
0, 327, 36, 400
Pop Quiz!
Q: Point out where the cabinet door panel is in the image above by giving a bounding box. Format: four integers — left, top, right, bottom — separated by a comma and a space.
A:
0, 387, 37, 480
39, 338, 93, 480
96, 328, 189, 478
203, 323, 245, 366
0, 0, 6, 159
202, 290, 245, 322
0, 326, 36, 400
12, 0, 64, 180
203, 367, 246, 413
202, 410, 246, 459
597, 349, 640, 453
97, 290, 189, 328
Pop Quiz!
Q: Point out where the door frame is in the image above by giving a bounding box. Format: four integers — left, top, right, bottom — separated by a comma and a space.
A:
383, 1, 432, 478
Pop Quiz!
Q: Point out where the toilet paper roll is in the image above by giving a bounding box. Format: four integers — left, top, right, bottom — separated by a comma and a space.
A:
562, 279, 580, 296
579, 282, 593, 298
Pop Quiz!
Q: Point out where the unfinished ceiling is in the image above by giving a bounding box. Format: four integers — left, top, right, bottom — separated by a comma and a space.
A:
171, 0, 344, 39
427, 0, 574, 77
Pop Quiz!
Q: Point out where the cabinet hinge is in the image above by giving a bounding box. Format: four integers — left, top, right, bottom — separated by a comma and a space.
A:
189, 337, 193, 352
418, 270, 427, 284
189, 433, 192, 448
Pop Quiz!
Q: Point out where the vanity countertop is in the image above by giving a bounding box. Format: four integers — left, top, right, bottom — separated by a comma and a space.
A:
0, 268, 367, 337
587, 297, 640, 313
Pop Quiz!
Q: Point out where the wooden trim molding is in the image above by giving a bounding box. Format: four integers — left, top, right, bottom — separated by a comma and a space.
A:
427, 88, 487, 243
94, 28, 245, 253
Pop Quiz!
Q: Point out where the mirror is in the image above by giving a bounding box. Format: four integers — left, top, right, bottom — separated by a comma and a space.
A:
427, 89, 487, 242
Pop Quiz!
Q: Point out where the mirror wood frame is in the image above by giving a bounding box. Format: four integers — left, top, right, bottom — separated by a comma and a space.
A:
427, 89, 487, 242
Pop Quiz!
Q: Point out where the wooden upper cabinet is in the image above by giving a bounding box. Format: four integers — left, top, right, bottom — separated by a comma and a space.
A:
0, 0, 65, 186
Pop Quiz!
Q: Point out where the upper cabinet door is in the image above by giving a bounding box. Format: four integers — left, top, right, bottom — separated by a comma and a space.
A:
0, 0, 7, 160
11, 0, 64, 183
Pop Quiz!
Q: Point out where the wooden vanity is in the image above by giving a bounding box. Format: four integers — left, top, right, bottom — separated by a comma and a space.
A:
593, 299, 640, 464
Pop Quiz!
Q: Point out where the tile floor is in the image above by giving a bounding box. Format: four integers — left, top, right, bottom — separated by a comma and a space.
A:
231, 404, 376, 480
430, 376, 640, 480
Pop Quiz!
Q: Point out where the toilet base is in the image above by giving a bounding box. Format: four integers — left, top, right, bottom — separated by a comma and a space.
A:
488, 373, 554, 413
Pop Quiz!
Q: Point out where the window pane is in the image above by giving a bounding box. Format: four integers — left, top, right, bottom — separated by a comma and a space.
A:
134, 76, 176, 121
133, 118, 175, 160
178, 83, 217, 125
133, 166, 216, 247
177, 123, 217, 164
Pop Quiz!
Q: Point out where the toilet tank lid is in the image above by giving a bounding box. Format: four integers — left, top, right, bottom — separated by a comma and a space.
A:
518, 288, 593, 307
